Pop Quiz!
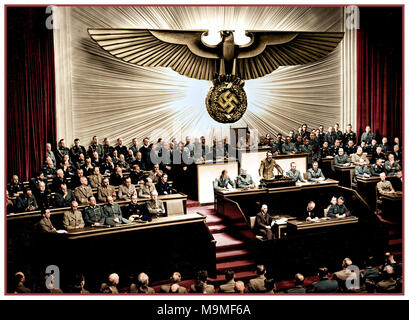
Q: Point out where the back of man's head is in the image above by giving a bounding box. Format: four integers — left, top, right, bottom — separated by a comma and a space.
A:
294, 273, 304, 286
225, 269, 235, 282
318, 267, 329, 279
197, 270, 208, 283
256, 265, 266, 276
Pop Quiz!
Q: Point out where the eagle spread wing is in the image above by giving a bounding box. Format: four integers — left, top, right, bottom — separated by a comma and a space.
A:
88, 29, 344, 81
88, 29, 219, 80
236, 31, 344, 80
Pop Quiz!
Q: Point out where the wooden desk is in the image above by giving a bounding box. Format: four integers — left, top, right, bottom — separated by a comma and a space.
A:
7, 193, 188, 222
287, 216, 359, 230
379, 191, 403, 222
356, 176, 400, 210
334, 164, 355, 188
64, 212, 205, 240
196, 160, 239, 204
321, 157, 334, 179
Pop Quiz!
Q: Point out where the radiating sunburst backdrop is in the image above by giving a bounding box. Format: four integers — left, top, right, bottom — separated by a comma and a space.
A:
54, 6, 344, 145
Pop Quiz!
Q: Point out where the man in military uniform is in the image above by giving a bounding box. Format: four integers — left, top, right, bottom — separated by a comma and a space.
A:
377, 173, 396, 195
299, 138, 319, 166
88, 136, 103, 159
320, 141, 334, 158
83, 196, 105, 226
115, 138, 128, 156
259, 152, 283, 180
88, 166, 103, 188
344, 139, 357, 155
384, 153, 401, 176
118, 177, 137, 201
46, 143, 57, 168
325, 126, 337, 147
146, 191, 166, 218
286, 162, 306, 182
63, 201, 85, 230
69, 138, 86, 164
214, 169, 235, 189
7, 175, 25, 197
354, 158, 371, 180
129, 138, 139, 157
103, 196, 131, 226
281, 136, 296, 154
236, 169, 255, 189
248, 265, 268, 293
361, 126, 375, 145
351, 147, 369, 166
56, 139, 70, 165
74, 176, 93, 205
372, 146, 386, 163
307, 161, 325, 182
343, 124, 356, 145
334, 123, 343, 141
138, 177, 157, 198
294, 135, 304, 152
97, 177, 117, 203
370, 158, 385, 176
334, 148, 350, 166
43, 157, 57, 179
102, 137, 114, 159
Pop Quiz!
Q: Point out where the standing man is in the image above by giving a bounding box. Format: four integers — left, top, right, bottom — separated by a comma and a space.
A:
259, 152, 283, 180
88, 136, 103, 159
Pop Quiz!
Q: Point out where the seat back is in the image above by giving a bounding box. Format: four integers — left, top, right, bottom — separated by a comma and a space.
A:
165, 199, 184, 216
249, 216, 256, 229
324, 208, 328, 217
303, 172, 308, 180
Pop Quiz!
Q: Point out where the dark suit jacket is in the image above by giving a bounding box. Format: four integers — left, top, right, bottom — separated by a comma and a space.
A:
255, 212, 273, 232
55, 190, 75, 208
298, 209, 320, 221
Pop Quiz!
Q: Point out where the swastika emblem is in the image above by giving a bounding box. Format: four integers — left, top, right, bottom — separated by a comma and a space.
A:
217, 90, 239, 114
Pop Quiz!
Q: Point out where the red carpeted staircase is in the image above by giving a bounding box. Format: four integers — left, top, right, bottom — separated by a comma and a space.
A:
188, 202, 257, 287
374, 210, 403, 263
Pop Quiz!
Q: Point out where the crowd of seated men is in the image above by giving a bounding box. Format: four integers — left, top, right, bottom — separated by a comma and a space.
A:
7, 124, 402, 213
11, 252, 402, 294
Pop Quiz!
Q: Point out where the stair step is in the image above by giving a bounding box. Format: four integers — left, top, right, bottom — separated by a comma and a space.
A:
205, 214, 224, 226
208, 224, 228, 233
216, 259, 255, 273
208, 271, 256, 285
213, 233, 245, 250
216, 249, 252, 262
388, 229, 402, 237
389, 238, 402, 247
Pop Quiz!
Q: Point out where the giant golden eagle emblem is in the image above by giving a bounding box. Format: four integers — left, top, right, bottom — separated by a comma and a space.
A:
88, 29, 343, 123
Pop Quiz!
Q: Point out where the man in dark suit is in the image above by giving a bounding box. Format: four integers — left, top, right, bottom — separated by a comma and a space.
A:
190, 270, 215, 293
254, 204, 273, 240
52, 169, 68, 192
55, 183, 75, 208
248, 265, 267, 293
298, 201, 320, 221
115, 138, 128, 156
310, 267, 338, 293
16, 188, 37, 213
7, 175, 25, 197
160, 272, 188, 294
287, 273, 306, 293
156, 173, 175, 195
35, 181, 50, 210
219, 269, 236, 293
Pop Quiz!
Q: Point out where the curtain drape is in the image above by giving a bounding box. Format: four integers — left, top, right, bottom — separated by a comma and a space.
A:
356, 7, 402, 142
7, 7, 57, 181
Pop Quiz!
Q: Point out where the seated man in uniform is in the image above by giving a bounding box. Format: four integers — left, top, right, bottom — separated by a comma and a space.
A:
138, 177, 157, 198
88, 166, 103, 188
286, 162, 306, 183
254, 204, 273, 240
334, 148, 350, 166
7, 174, 25, 197
130, 164, 145, 185
160, 272, 188, 294
299, 201, 320, 222
118, 177, 137, 201
259, 152, 283, 180
148, 163, 163, 184
74, 176, 93, 205
354, 158, 371, 180
126, 194, 148, 221
103, 196, 131, 226
63, 201, 85, 230
214, 169, 235, 190
156, 173, 175, 195
384, 153, 401, 176
97, 177, 117, 203
236, 168, 255, 189
351, 147, 369, 166
307, 161, 325, 182
370, 157, 385, 177
327, 196, 351, 218
83, 196, 106, 226
146, 191, 166, 218
377, 173, 396, 195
